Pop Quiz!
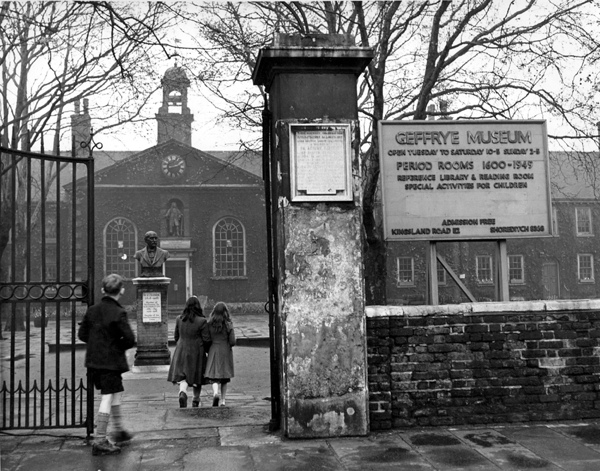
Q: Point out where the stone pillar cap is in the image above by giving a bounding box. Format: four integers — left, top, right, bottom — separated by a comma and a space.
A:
252, 34, 374, 89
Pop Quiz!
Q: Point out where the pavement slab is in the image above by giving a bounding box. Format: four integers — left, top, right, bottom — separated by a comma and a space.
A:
185, 446, 254, 471
219, 425, 281, 447
452, 428, 560, 471
403, 430, 501, 470
249, 442, 344, 471
139, 447, 187, 471
555, 423, 600, 453
328, 436, 435, 470
501, 425, 600, 467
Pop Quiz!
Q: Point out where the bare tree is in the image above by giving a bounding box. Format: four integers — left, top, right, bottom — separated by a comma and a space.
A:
172, 0, 600, 304
0, 1, 180, 329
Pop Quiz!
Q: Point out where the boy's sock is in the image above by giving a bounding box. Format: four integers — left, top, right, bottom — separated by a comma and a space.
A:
92, 412, 120, 455
95, 412, 110, 442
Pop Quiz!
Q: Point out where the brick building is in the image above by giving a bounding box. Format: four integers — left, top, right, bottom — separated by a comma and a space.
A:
70, 65, 267, 308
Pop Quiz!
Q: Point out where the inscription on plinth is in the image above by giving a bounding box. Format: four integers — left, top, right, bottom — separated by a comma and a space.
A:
142, 292, 162, 322
133, 277, 171, 366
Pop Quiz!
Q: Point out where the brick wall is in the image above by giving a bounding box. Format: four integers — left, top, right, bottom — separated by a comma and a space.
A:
367, 301, 600, 429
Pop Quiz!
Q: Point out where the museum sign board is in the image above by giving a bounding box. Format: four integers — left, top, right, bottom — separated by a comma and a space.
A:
378, 120, 552, 241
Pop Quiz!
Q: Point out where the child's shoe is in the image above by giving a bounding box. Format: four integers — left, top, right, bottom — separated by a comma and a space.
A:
179, 391, 188, 408
92, 439, 121, 456
112, 430, 133, 446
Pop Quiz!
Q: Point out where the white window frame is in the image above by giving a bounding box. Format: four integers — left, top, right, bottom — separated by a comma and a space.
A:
213, 217, 247, 278
578, 254, 594, 283
576, 207, 593, 236
508, 255, 525, 284
476, 255, 493, 284
104, 217, 138, 279
396, 257, 415, 287
437, 261, 446, 285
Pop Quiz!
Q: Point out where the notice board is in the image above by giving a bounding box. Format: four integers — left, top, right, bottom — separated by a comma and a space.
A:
289, 123, 352, 202
378, 120, 552, 241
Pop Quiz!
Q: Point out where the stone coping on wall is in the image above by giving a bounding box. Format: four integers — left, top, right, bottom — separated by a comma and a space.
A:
366, 299, 600, 318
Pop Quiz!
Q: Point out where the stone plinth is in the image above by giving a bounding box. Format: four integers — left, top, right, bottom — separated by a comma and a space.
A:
132, 276, 171, 366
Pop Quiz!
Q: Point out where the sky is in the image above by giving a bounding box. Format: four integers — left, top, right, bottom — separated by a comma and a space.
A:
85, 65, 259, 153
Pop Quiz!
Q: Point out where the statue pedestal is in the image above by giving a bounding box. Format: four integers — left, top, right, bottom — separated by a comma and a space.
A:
132, 276, 171, 366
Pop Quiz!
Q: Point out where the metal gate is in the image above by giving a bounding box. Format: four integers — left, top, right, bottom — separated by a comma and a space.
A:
0, 136, 95, 434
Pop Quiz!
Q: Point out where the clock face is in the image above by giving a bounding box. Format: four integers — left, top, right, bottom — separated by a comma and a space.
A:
161, 154, 186, 178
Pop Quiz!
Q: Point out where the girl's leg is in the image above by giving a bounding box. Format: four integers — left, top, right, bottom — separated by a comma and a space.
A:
212, 382, 220, 406
178, 380, 188, 407
220, 382, 228, 406
192, 385, 201, 407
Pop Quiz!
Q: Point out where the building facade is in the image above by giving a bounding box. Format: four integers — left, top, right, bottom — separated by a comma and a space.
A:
71, 65, 267, 308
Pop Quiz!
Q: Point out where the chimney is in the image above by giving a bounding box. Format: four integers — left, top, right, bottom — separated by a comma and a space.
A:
427, 104, 436, 121
71, 98, 91, 157
438, 100, 453, 120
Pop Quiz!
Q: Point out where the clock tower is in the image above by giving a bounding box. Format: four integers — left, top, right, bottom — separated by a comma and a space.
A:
156, 64, 194, 146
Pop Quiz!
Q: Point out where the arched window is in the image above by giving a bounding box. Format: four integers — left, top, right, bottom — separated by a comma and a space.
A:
213, 217, 246, 277
104, 217, 137, 279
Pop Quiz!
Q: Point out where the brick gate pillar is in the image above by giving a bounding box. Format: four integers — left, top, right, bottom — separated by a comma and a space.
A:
252, 34, 374, 438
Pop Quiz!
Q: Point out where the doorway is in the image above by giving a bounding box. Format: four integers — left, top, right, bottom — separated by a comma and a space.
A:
165, 259, 188, 305
542, 261, 560, 299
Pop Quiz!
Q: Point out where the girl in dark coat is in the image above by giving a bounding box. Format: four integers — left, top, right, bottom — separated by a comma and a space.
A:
205, 302, 236, 406
167, 296, 211, 407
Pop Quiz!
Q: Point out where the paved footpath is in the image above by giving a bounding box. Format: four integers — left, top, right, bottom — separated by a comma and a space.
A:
5, 407, 600, 470
5, 316, 600, 469
5, 363, 600, 471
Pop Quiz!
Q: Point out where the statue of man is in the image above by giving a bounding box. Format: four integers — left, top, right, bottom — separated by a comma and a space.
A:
165, 202, 183, 236
135, 231, 170, 277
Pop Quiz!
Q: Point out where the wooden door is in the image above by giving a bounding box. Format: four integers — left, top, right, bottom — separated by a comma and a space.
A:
166, 260, 187, 305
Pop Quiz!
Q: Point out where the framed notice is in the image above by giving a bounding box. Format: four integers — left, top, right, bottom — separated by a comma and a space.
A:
289, 123, 353, 202
142, 292, 161, 323
378, 120, 552, 241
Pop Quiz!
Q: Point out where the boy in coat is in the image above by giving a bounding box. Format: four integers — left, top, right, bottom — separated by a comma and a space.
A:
78, 273, 136, 455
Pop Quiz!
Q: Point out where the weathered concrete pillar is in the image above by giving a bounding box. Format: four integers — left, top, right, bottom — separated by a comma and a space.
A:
252, 34, 374, 438
132, 277, 171, 366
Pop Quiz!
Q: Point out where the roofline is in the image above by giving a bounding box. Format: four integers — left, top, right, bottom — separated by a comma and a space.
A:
66, 138, 263, 188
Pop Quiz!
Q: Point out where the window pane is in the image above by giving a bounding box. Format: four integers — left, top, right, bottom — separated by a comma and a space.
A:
509, 255, 524, 283
576, 208, 592, 235
214, 217, 245, 277
578, 254, 594, 281
397, 257, 413, 285
105, 218, 137, 279
477, 256, 492, 283
437, 262, 446, 284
